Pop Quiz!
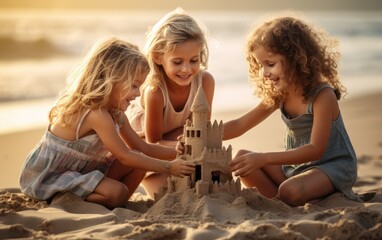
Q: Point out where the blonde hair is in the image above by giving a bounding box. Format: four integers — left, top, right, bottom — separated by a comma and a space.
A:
143, 8, 209, 89
247, 15, 346, 109
49, 37, 149, 126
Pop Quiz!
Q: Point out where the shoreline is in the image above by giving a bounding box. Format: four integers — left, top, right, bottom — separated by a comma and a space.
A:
1, 75, 381, 135
0, 90, 381, 239
1, 90, 381, 189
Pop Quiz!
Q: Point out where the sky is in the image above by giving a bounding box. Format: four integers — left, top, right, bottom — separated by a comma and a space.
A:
1, 0, 382, 11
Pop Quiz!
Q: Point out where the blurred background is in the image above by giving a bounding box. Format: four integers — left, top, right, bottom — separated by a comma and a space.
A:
0, 0, 382, 133
0, 0, 382, 188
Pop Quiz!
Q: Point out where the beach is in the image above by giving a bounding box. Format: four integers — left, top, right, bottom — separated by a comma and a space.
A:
1, 5, 382, 239
1, 91, 381, 239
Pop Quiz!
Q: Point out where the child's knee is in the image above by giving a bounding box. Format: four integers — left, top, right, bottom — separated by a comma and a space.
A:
108, 184, 129, 207
278, 180, 305, 206
234, 149, 250, 158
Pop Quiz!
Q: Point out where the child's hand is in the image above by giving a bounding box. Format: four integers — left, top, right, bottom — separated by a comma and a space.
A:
168, 158, 195, 177
229, 152, 265, 177
175, 135, 185, 155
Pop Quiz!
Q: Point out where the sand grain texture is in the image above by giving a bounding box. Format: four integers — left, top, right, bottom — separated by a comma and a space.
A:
0, 92, 381, 239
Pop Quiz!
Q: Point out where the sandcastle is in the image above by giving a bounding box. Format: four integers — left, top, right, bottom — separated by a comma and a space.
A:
154, 86, 242, 202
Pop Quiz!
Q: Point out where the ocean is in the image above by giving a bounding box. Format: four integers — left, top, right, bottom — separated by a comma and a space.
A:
0, 10, 381, 133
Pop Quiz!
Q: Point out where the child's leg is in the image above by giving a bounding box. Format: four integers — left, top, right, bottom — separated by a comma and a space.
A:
234, 149, 287, 198
241, 165, 286, 198
141, 173, 170, 199
86, 177, 129, 208
107, 160, 147, 199
278, 168, 335, 206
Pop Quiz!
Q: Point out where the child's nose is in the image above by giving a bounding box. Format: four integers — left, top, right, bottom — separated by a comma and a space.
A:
181, 63, 191, 72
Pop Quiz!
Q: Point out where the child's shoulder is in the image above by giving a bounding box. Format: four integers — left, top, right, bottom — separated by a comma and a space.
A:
201, 71, 215, 88
314, 85, 337, 102
145, 85, 164, 97
86, 108, 113, 122
201, 70, 214, 81
311, 86, 339, 114
86, 108, 126, 130
144, 85, 165, 106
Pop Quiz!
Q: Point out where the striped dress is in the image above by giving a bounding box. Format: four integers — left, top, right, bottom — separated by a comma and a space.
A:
19, 109, 123, 200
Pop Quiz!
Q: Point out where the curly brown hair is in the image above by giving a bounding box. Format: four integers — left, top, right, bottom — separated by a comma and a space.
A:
247, 15, 346, 109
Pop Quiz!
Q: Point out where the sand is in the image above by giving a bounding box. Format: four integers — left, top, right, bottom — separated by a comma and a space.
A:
0, 92, 381, 239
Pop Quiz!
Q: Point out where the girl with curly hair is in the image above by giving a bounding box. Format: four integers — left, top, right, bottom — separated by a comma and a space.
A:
225, 15, 358, 206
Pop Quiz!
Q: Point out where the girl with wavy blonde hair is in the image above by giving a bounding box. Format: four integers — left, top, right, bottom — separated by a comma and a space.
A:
20, 37, 194, 208
127, 8, 215, 198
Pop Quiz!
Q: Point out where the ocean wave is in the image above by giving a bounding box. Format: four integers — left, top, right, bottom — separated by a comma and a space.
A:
0, 36, 74, 60
0, 10, 381, 104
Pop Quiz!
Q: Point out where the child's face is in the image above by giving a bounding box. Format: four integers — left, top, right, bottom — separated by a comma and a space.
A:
253, 47, 287, 91
156, 40, 201, 88
108, 71, 147, 111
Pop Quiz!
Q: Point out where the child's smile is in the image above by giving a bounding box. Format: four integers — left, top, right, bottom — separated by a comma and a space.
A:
253, 47, 286, 91
158, 40, 201, 88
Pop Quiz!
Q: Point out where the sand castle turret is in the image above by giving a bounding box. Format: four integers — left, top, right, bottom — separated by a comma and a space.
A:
183, 86, 209, 158
154, 86, 241, 201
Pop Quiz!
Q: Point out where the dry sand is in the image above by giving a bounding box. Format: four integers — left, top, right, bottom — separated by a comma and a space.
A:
0, 92, 381, 239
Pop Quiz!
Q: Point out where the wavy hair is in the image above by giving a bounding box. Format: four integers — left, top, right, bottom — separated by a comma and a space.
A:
247, 15, 346, 109
49, 37, 149, 126
142, 8, 209, 90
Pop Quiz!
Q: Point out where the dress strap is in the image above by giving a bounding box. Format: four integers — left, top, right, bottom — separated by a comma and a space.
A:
197, 70, 203, 87
157, 82, 168, 107
75, 109, 92, 141
306, 84, 332, 114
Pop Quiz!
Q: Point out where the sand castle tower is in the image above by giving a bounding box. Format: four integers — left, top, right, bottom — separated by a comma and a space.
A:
155, 86, 241, 201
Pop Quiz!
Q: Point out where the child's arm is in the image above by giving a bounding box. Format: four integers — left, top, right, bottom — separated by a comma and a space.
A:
162, 127, 184, 142
223, 102, 276, 140
144, 87, 176, 146
230, 88, 338, 176
87, 109, 193, 176
119, 114, 177, 160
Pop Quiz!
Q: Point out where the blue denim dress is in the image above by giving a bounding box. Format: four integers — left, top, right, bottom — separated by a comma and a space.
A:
281, 84, 359, 200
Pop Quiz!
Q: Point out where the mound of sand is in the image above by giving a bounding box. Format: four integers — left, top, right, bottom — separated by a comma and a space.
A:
1, 184, 381, 239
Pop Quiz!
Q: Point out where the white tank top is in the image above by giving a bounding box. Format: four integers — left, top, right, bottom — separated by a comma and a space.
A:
126, 72, 203, 137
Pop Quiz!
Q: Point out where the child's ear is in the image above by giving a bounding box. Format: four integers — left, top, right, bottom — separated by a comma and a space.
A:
153, 53, 162, 65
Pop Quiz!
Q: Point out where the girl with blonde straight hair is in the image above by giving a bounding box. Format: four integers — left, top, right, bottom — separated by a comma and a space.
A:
127, 8, 215, 198
20, 37, 194, 209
